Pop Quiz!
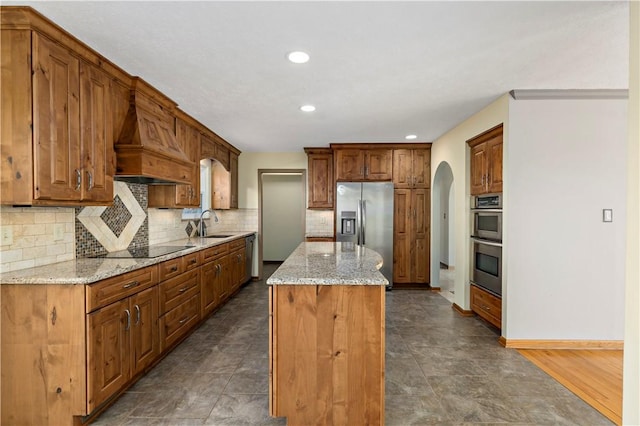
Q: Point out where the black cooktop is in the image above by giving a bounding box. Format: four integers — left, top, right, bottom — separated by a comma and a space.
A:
93, 245, 190, 259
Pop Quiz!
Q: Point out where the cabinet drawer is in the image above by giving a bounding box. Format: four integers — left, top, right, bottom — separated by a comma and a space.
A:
159, 293, 200, 351
202, 243, 229, 262
158, 257, 184, 281
159, 269, 200, 315
229, 238, 245, 251
470, 285, 501, 328
183, 252, 200, 271
87, 266, 158, 312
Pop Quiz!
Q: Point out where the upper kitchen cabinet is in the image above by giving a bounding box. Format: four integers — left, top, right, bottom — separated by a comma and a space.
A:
1, 7, 126, 205
304, 148, 334, 209
115, 77, 194, 185
332, 144, 392, 181
468, 124, 503, 195
148, 109, 202, 208
202, 129, 240, 209
393, 145, 431, 189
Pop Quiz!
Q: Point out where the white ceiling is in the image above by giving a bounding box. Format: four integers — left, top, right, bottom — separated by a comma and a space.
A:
7, 1, 629, 152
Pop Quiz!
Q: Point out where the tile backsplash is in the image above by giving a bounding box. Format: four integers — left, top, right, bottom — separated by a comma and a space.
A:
1, 181, 331, 274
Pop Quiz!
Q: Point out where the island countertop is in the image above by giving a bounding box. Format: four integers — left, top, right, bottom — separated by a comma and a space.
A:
266, 241, 388, 286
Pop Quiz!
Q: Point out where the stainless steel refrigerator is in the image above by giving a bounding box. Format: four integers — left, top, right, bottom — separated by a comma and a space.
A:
335, 182, 394, 286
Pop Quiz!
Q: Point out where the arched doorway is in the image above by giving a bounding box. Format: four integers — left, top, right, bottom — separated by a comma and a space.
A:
431, 161, 455, 301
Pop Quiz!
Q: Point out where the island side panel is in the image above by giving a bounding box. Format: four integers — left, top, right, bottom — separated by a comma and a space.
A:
271, 284, 385, 426
1, 284, 87, 426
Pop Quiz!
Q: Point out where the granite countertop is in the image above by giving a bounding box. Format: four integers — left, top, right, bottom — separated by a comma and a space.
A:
0, 231, 255, 285
266, 242, 388, 286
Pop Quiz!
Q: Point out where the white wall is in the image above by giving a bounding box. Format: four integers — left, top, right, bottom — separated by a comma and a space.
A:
623, 2, 640, 422
506, 98, 627, 340
432, 162, 454, 269
238, 152, 307, 209
431, 94, 510, 309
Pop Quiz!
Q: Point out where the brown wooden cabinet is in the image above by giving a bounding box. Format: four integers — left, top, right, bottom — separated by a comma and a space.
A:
470, 284, 502, 329
333, 146, 392, 181
393, 188, 430, 284
468, 124, 503, 195
158, 268, 201, 351
201, 244, 229, 317
269, 284, 385, 425
1, 27, 116, 205
393, 148, 430, 189
304, 148, 334, 209
206, 133, 240, 210
230, 152, 239, 208
229, 238, 246, 292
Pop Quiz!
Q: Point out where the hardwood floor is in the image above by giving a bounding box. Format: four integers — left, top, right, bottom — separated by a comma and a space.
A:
518, 349, 623, 425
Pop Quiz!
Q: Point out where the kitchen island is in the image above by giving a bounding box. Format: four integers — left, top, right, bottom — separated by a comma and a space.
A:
267, 242, 388, 426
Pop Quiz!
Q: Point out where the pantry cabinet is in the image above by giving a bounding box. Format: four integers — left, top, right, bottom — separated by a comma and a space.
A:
468, 124, 503, 195
393, 148, 430, 189
333, 146, 392, 181
304, 148, 334, 209
393, 188, 430, 284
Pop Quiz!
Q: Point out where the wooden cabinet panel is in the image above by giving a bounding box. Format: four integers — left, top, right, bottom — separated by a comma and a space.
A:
158, 257, 184, 282
159, 293, 200, 351
130, 286, 159, 374
87, 299, 130, 412
364, 149, 392, 180
230, 152, 239, 208
305, 148, 334, 209
80, 61, 114, 203
393, 148, 430, 189
470, 284, 502, 329
201, 261, 219, 316
32, 32, 81, 202
468, 124, 503, 195
335, 149, 364, 181
87, 265, 157, 312
159, 269, 200, 315
393, 188, 430, 284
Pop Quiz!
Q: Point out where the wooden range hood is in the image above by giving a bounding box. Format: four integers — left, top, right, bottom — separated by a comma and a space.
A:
115, 77, 194, 185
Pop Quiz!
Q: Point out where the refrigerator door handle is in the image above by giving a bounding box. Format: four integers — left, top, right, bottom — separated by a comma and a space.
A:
361, 199, 366, 245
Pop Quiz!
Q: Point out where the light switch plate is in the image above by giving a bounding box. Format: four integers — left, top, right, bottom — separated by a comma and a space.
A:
603, 209, 613, 223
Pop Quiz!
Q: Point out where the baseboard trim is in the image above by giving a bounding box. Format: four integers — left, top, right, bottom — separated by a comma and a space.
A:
430, 287, 441, 292
452, 303, 474, 317
502, 339, 623, 350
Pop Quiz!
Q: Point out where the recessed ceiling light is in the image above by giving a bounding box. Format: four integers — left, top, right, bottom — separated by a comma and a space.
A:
288, 51, 310, 64
300, 105, 316, 112
405, 134, 417, 140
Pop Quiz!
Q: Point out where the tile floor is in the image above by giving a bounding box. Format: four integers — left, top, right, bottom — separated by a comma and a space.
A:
93, 263, 613, 425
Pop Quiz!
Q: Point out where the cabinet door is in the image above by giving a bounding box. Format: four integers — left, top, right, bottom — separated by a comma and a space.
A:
130, 287, 159, 374
230, 152, 239, 208
201, 261, 219, 316
487, 137, 503, 194
335, 149, 364, 181
412, 149, 431, 189
469, 143, 487, 195
365, 149, 392, 181
392, 149, 413, 188
307, 153, 334, 208
220, 255, 232, 301
80, 61, 114, 203
87, 299, 130, 412
393, 189, 411, 283
412, 189, 430, 283
32, 33, 81, 201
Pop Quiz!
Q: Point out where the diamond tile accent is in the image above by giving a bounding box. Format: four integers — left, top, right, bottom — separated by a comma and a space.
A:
185, 222, 194, 237
100, 195, 132, 237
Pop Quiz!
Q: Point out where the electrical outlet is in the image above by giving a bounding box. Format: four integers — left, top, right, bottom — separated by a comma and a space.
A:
53, 223, 65, 241
1, 226, 13, 245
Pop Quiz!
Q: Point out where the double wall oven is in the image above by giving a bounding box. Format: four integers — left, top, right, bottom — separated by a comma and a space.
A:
471, 193, 502, 296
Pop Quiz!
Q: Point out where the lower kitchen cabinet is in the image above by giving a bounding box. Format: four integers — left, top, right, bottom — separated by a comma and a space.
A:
470, 284, 502, 329
229, 238, 246, 293
87, 286, 159, 412
158, 268, 201, 351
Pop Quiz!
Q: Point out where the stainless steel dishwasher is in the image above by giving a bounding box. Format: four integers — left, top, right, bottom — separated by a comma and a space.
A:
245, 233, 256, 282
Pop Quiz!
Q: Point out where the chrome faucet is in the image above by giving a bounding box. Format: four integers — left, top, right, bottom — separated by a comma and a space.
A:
198, 208, 219, 237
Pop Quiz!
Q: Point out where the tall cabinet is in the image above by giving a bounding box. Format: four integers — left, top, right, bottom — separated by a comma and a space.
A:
392, 147, 431, 285
469, 124, 503, 195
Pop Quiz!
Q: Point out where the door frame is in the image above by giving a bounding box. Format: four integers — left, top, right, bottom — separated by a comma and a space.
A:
257, 169, 307, 279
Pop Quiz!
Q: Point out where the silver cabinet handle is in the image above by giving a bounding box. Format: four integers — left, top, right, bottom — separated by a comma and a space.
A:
87, 171, 94, 191
75, 169, 81, 190
124, 309, 131, 331
123, 281, 139, 289
135, 304, 141, 325
178, 287, 188, 293
179, 317, 189, 325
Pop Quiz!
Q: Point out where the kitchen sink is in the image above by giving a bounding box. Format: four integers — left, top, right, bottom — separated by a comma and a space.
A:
203, 234, 233, 238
